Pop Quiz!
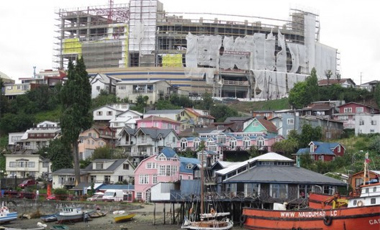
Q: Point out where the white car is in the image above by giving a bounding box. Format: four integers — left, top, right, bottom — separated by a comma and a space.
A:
87, 192, 104, 201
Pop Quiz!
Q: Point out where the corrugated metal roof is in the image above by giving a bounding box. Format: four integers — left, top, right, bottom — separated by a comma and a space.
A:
216, 152, 294, 175
224, 165, 346, 186
179, 157, 200, 174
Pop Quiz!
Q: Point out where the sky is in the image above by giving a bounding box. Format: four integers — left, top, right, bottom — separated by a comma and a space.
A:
0, 0, 379, 85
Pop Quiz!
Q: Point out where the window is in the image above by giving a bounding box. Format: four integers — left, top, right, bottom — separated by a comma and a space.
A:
371, 120, 377, 125
229, 138, 237, 150
104, 175, 110, 183
96, 111, 103, 116
107, 111, 113, 116
271, 184, 288, 199
180, 139, 188, 150
243, 137, 251, 149
344, 107, 352, 113
373, 187, 377, 192
152, 175, 157, 184
96, 163, 103, 169
118, 176, 123, 182
42, 162, 49, 168
217, 134, 226, 144
27, 162, 35, 168
370, 198, 376, 204
159, 165, 165, 175
359, 120, 364, 125
186, 163, 193, 169
146, 163, 152, 169
136, 192, 142, 200
139, 175, 149, 184
287, 118, 294, 125
194, 138, 200, 150
245, 183, 259, 197
356, 107, 364, 113
257, 137, 265, 149
96, 86, 100, 91
119, 85, 126, 90
123, 164, 129, 170
166, 165, 171, 176
9, 162, 16, 168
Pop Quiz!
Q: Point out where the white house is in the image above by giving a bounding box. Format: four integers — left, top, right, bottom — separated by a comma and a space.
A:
90, 73, 121, 99
16, 123, 60, 152
109, 109, 142, 136
116, 80, 171, 104
93, 104, 130, 122
355, 114, 380, 135
143, 109, 184, 121
84, 159, 135, 185
4, 153, 51, 179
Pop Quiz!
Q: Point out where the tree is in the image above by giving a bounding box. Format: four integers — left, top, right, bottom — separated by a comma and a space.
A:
91, 146, 113, 159
299, 124, 322, 147
210, 104, 239, 122
271, 138, 299, 158
336, 72, 341, 83
91, 91, 117, 109
60, 58, 92, 185
374, 82, 380, 108
306, 68, 320, 102
288, 81, 309, 109
47, 139, 73, 172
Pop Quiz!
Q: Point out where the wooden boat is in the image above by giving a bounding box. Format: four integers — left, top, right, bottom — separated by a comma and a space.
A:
0, 205, 17, 224
113, 213, 136, 223
242, 159, 380, 230
88, 211, 106, 218
56, 207, 83, 223
181, 150, 233, 230
40, 213, 58, 222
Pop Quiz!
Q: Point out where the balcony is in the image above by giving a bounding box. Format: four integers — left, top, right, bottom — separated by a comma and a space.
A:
222, 79, 249, 86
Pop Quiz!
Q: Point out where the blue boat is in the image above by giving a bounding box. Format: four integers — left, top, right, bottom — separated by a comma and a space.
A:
40, 213, 58, 222
0, 206, 18, 224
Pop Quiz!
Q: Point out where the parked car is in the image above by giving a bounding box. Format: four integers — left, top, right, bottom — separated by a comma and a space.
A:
18, 179, 37, 188
87, 192, 104, 201
46, 194, 56, 200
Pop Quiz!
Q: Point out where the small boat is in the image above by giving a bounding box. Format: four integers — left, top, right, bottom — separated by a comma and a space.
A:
113, 213, 136, 223
40, 213, 58, 222
50, 225, 69, 230
0, 227, 46, 230
88, 211, 106, 218
0, 205, 17, 224
56, 207, 83, 223
242, 158, 380, 230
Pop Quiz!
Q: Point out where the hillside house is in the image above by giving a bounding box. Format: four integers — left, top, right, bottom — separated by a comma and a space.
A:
296, 141, 345, 162
334, 102, 379, 129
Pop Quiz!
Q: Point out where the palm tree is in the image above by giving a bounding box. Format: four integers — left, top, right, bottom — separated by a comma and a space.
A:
325, 70, 333, 86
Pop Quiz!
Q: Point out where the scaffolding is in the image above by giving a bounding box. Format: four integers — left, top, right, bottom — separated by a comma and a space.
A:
54, 3, 130, 69
53, 0, 337, 100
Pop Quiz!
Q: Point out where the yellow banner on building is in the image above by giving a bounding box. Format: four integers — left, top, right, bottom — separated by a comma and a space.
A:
63, 38, 82, 54
162, 54, 183, 67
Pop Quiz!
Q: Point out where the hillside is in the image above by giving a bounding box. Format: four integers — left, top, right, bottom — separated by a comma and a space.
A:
228, 98, 291, 114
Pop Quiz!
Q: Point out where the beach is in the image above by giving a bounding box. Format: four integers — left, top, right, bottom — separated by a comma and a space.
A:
1, 203, 241, 230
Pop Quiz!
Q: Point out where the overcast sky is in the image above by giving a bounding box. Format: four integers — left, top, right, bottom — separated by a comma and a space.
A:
1, 0, 378, 84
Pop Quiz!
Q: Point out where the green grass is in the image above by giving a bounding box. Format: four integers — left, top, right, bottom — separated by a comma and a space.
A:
34, 107, 61, 123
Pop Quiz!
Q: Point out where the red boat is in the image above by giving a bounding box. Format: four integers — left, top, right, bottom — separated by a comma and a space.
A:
242, 162, 380, 230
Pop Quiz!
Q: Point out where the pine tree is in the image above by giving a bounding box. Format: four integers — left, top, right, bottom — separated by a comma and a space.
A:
60, 57, 92, 185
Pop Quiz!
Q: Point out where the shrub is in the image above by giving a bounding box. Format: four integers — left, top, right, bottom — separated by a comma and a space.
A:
54, 188, 69, 201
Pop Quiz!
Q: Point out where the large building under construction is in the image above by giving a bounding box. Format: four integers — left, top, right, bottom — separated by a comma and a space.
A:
55, 0, 338, 100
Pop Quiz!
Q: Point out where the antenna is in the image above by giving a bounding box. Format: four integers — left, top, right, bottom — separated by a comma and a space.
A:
108, 0, 114, 23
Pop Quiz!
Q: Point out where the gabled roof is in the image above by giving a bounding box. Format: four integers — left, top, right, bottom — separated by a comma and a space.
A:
139, 115, 181, 124
84, 159, 134, 171
185, 108, 215, 119
297, 141, 343, 155
137, 127, 177, 140
257, 118, 278, 133
160, 147, 177, 158
179, 157, 200, 174
224, 117, 252, 122
145, 109, 184, 115
224, 165, 346, 186
337, 102, 379, 111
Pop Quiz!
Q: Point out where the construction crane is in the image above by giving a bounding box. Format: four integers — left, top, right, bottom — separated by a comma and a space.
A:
108, 0, 114, 23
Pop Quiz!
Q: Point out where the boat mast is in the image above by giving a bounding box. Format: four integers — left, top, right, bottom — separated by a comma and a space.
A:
200, 148, 204, 214
363, 152, 369, 185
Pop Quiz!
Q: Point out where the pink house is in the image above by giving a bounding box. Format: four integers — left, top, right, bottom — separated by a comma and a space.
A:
137, 116, 181, 133
333, 102, 379, 129
134, 147, 199, 201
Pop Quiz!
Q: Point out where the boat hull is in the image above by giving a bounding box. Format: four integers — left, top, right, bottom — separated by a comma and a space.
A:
243, 205, 380, 230
56, 213, 83, 223
114, 213, 136, 223
181, 219, 234, 230
0, 212, 18, 224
